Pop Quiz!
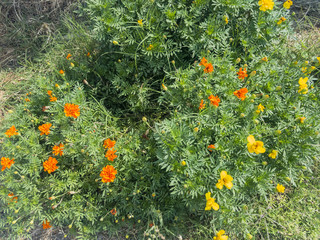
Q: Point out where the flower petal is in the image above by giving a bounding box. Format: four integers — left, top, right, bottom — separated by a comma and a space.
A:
247, 135, 255, 144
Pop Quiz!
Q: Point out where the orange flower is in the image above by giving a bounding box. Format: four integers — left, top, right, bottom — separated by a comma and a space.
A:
59, 70, 64, 74
43, 157, 58, 174
52, 144, 64, 156
50, 96, 57, 102
66, 53, 72, 60
103, 139, 116, 149
42, 220, 52, 229
110, 208, 117, 215
233, 88, 248, 101
5, 126, 19, 137
105, 148, 117, 162
199, 99, 206, 110
25, 98, 30, 102
1, 157, 15, 171
87, 52, 90, 57
237, 68, 248, 80
8, 193, 18, 203
47, 90, 53, 96
208, 145, 215, 152
100, 165, 117, 183
199, 57, 208, 66
64, 103, 80, 118
208, 95, 221, 107
38, 123, 52, 135
204, 63, 214, 73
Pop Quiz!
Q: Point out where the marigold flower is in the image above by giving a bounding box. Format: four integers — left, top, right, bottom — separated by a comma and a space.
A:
25, 98, 30, 102
204, 63, 214, 73
233, 88, 248, 101
100, 165, 117, 183
208, 95, 220, 107
277, 17, 286, 24
247, 135, 266, 154
237, 68, 248, 79
55, 84, 60, 88
64, 103, 80, 118
213, 230, 228, 240
276, 184, 285, 193
147, 44, 154, 51
181, 161, 186, 166
199, 57, 208, 66
1, 157, 15, 171
52, 143, 64, 156
42, 220, 52, 229
257, 104, 265, 112
103, 138, 116, 149
8, 193, 18, 203
38, 123, 52, 135
268, 150, 278, 159
300, 117, 306, 123
50, 96, 57, 102
59, 70, 64, 74
199, 99, 206, 110
70, 62, 75, 67
43, 157, 58, 174
261, 57, 268, 62
259, 0, 274, 11
317, 57, 320, 64
87, 52, 90, 57
205, 192, 219, 211
298, 77, 308, 94
283, 0, 293, 9
5, 126, 19, 137
110, 208, 117, 215
138, 19, 143, 26
162, 83, 168, 91
105, 148, 117, 161
224, 15, 228, 24
216, 171, 233, 190
208, 144, 215, 152
66, 53, 72, 60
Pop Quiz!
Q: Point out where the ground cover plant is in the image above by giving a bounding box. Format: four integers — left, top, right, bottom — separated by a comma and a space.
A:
0, 0, 320, 239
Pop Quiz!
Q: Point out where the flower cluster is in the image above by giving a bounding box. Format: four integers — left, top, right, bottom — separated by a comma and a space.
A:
104, 138, 117, 161
213, 230, 228, 240
277, 17, 286, 25
199, 57, 214, 73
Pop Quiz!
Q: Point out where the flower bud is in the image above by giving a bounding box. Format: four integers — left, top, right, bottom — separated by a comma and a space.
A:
263, 94, 269, 99
240, 113, 245, 118
254, 120, 259, 124
12, 220, 17, 224
275, 130, 281, 135
246, 233, 253, 239
14, 171, 18, 174
181, 161, 186, 166
262, 161, 268, 166
285, 177, 291, 181
142, 117, 147, 122
250, 71, 256, 77
113, 40, 119, 45
236, 58, 241, 63
100, 218, 104, 221
276, 86, 282, 91
194, 127, 199, 132
68, 224, 72, 229
15, 210, 19, 213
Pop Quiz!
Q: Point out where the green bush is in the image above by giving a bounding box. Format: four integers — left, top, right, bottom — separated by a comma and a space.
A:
1, 0, 320, 239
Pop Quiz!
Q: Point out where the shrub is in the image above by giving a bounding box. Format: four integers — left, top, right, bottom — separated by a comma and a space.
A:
1, 0, 320, 239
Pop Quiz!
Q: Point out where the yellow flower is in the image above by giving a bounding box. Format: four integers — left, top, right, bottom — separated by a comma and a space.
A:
317, 57, 320, 64
162, 83, 167, 91
250, 70, 257, 77
113, 40, 119, 45
268, 150, 278, 159
205, 192, 219, 211
147, 44, 154, 51
213, 230, 228, 240
261, 56, 268, 62
223, 15, 228, 24
257, 104, 265, 112
138, 19, 143, 26
300, 117, 306, 123
216, 171, 233, 190
276, 184, 285, 193
181, 161, 186, 166
283, 0, 293, 9
258, 0, 274, 11
298, 77, 308, 94
247, 135, 266, 154
70, 62, 75, 67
